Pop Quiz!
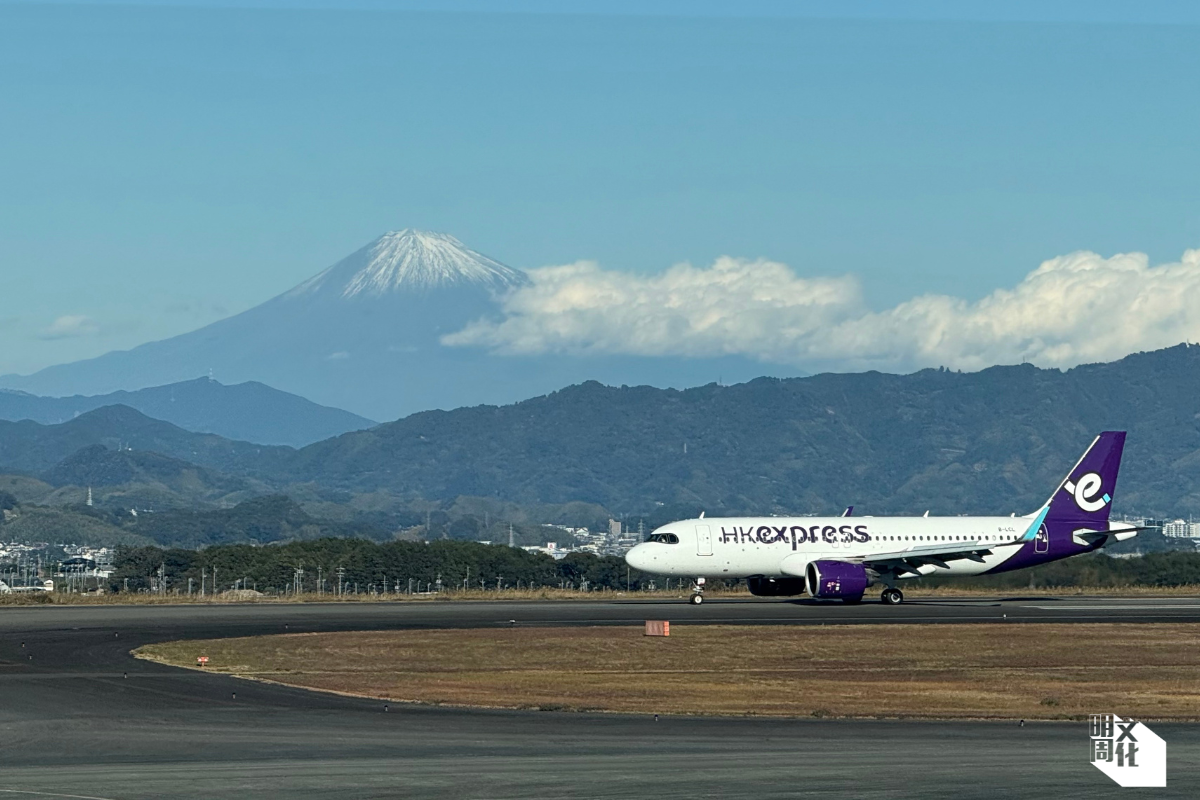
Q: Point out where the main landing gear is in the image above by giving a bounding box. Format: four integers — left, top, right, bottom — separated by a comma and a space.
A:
689, 577, 706, 605
881, 587, 904, 605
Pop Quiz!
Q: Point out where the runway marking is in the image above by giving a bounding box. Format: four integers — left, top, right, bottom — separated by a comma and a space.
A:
0, 790, 120, 800
1023, 604, 1200, 610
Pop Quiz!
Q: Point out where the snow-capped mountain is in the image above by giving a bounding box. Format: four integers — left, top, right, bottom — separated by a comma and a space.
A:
1, 230, 554, 419
289, 229, 529, 298
0, 230, 799, 420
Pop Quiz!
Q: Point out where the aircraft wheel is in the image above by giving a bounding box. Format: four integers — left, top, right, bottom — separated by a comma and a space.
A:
689, 593, 704, 605
881, 588, 904, 605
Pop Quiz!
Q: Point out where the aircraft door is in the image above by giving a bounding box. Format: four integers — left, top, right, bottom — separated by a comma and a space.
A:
1035, 523, 1049, 554
696, 525, 713, 556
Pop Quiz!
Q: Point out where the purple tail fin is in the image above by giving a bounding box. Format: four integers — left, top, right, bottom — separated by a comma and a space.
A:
1042, 431, 1126, 526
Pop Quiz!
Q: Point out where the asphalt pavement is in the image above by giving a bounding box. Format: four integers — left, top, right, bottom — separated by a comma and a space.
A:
0, 596, 1196, 799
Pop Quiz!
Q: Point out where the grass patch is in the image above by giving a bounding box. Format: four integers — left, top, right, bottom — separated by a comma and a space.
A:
136, 623, 1200, 720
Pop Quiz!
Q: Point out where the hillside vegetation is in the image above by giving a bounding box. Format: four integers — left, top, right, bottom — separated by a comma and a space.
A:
3, 345, 1200, 543
286, 344, 1200, 517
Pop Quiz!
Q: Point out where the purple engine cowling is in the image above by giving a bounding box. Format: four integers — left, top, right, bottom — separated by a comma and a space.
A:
805, 560, 869, 601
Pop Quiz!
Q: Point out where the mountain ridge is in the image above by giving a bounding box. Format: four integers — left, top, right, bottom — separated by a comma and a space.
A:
3, 345, 1200, 522
0, 377, 374, 447
0, 405, 292, 477
282, 343, 1200, 518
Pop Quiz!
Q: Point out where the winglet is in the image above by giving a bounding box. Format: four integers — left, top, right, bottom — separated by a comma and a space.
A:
841, 506, 853, 517
1021, 505, 1050, 541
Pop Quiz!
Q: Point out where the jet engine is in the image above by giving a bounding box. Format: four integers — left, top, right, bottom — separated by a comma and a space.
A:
746, 576, 807, 596
805, 560, 869, 602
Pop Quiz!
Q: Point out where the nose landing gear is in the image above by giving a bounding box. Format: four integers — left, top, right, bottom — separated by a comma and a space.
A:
881, 587, 904, 605
689, 577, 706, 605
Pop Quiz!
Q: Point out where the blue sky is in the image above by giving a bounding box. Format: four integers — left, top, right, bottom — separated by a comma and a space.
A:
3, 0, 1200, 377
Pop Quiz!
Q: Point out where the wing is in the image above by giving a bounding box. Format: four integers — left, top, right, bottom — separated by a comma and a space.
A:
777, 540, 999, 578
849, 507, 1050, 575
853, 540, 996, 575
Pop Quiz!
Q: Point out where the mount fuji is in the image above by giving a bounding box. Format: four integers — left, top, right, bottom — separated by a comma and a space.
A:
1, 230, 796, 420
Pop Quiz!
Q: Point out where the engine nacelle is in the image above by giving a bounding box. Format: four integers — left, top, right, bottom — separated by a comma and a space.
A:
746, 576, 807, 597
805, 560, 869, 601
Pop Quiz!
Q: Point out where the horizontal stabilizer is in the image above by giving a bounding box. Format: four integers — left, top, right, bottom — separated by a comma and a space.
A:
1072, 523, 1145, 546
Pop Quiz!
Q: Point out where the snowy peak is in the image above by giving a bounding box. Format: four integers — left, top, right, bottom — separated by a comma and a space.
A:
289, 229, 528, 299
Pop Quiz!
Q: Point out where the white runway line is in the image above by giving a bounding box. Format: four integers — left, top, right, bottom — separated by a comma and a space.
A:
0, 791, 121, 800
1022, 604, 1200, 610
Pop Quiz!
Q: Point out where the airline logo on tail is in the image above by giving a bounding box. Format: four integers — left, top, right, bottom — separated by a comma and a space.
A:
1064, 472, 1111, 513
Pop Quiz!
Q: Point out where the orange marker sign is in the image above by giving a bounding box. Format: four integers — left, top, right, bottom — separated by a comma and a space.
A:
644, 620, 669, 636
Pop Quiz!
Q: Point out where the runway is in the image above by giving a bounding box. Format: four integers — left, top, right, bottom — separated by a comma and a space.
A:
1, 596, 1197, 799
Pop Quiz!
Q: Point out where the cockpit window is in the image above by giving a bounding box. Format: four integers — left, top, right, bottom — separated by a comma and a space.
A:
646, 533, 679, 544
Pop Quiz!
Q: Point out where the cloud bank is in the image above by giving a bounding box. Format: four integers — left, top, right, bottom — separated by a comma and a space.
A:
443, 248, 1200, 371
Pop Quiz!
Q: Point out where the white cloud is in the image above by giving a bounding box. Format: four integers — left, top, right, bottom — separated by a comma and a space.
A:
38, 315, 100, 341
442, 248, 1200, 371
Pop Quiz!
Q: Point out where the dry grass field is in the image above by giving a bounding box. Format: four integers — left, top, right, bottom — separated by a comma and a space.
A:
136, 623, 1200, 720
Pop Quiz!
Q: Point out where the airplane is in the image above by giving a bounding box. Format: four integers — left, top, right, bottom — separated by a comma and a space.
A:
624, 431, 1138, 605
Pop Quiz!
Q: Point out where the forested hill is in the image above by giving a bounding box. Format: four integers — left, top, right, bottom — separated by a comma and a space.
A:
287, 344, 1200, 518
0, 405, 290, 476
0, 378, 374, 447
4, 344, 1200, 520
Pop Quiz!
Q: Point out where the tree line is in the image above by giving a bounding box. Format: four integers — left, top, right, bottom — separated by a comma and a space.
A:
109, 538, 654, 594
107, 539, 1200, 596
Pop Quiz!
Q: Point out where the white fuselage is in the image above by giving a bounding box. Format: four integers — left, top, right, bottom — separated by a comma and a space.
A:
625, 515, 1035, 580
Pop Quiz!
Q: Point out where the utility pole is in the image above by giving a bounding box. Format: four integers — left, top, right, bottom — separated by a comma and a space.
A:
200, 568, 206, 597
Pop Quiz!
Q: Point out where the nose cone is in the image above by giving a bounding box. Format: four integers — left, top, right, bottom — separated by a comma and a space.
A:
625, 543, 651, 572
